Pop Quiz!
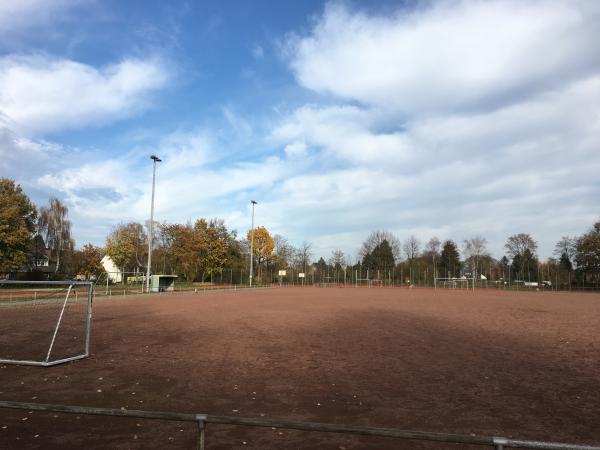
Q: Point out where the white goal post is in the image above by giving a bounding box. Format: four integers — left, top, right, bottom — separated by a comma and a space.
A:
434, 277, 474, 290
0, 280, 93, 367
355, 278, 383, 288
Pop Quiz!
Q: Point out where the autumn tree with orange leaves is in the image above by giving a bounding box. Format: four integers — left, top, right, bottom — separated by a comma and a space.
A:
247, 225, 275, 281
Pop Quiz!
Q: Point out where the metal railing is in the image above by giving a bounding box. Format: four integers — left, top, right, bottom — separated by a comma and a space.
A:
0, 401, 598, 450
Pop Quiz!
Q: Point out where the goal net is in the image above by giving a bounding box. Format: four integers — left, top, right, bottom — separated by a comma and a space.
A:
356, 278, 382, 288
0, 281, 93, 366
434, 278, 473, 290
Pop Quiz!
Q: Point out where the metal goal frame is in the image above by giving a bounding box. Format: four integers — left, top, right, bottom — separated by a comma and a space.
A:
0, 280, 93, 367
434, 277, 473, 290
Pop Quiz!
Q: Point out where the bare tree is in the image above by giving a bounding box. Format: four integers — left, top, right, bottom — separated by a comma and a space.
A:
505, 233, 538, 259
463, 237, 489, 278
329, 249, 346, 283
403, 235, 420, 283
294, 241, 312, 274
329, 249, 346, 267
505, 233, 538, 281
38, 197, 74, 274
425, 237, 441, 278
273, 234, 294, 268
360, 230, 401, 261
553, 236, 577, 262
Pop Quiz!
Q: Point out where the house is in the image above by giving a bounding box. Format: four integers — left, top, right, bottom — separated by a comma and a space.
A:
101, 255, 122, 283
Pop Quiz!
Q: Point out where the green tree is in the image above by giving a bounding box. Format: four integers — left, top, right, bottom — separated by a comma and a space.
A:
195, 218, 231, 277
369, 240, 395, 272
360, 230, 401, 261
498, 255, 510, 280
511, 253, 523, 280
315, 257, 328, 282
575, 221, 600, 284
73, 244, 104, 280
559, 252, 573, 272
440, 240, 460, 278
105, 222, 148, 275
362, 251, 376, 272
0, 179, 37, 274
27, 234, 47, 271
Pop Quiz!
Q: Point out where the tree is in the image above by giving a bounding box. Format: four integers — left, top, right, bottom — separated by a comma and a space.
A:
424, 237, 441, 278
315, 257, 328, 282
559, 252, 573, 272
368, 240, 395, 272
161, 223, 201, 281
329, 249, 346, 283
505, 233, 538, 281
522, 248, 539, 282
292, 241, 312, 274
273, 234, 294, 270
247, 226, 275, 265
498, 255, 510, 278
575, 221, 600, 284
554, 236, 577, 263
462, 237, 489, 278
0, 178, 37, 274
73, 244, 104, 280
440, 240, 460, 278
330, 249, 346, 268
403, 235, 420, 283
27, 234, 47, 271
195, 218, 231, 277
554, 236, 577, 285
360, 230, 401, 261
105, 222, 148, 275
38, 197, 74, 274
247, 226, 275, 281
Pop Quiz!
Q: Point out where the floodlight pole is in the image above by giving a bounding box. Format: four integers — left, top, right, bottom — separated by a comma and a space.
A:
249, 200, 257, 287
146, 155, 162, 293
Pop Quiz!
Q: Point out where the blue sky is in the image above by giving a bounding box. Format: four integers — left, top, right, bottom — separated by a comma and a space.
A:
1, 0, 599, 262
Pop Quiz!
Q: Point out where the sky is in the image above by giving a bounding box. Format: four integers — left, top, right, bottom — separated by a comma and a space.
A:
1, 0, 599, 262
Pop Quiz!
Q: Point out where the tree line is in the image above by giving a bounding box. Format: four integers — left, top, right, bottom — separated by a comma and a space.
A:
1, 177, 599, 288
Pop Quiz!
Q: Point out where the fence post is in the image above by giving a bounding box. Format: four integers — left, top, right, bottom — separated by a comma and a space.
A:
196, 414, 207, 450
493, 437, 507, 450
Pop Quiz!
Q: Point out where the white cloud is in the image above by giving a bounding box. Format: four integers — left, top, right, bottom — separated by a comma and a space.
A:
0, 126, 65, 184
5, 1, 600, 262
284, 140, 307, 158
267, 1, 600, 259
0, 55, 169, 135
286, 1, 600, 115
0, 0, 82, 34
252, 44, 264, 59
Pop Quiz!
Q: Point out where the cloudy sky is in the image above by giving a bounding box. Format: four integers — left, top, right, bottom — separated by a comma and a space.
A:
1, 0, 599, 261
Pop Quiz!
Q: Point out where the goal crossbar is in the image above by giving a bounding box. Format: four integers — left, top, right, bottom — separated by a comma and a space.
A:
434, 278, 474, 290
0, 280, 93, 367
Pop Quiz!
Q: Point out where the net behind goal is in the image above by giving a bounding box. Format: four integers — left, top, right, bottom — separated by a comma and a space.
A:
0, 281, 93, 367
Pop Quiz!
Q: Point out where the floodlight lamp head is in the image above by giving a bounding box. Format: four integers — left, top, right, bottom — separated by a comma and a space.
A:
150, 155, 162, 162
251, 200, 257, 205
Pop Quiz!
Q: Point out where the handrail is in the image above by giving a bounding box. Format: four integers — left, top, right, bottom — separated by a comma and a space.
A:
0, 280, 93, 286
0, 401, 598, 450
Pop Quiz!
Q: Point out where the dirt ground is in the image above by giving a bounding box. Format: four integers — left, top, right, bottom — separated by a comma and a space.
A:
1, 286, 599, 449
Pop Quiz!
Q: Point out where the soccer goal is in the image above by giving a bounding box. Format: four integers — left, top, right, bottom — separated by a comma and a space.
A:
0, 281, 93, 367
434, 277, 473, 290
